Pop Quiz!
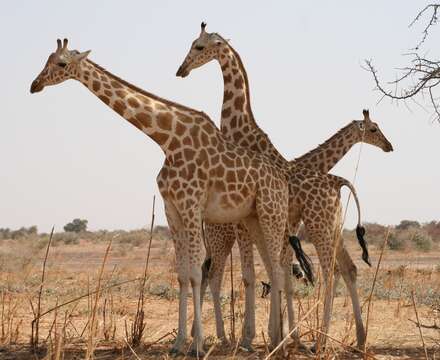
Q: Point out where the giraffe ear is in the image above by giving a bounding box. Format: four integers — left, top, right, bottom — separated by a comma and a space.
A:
73, 50, 91, 62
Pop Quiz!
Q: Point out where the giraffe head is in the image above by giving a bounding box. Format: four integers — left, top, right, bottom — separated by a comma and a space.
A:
354, 110, 393, 152
30, 39, 91, 93
176, 22, 227, 78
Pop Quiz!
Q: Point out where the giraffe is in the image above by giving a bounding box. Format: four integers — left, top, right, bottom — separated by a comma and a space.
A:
294, 109, 393, 173
177, 23, 393, 351
30, 38, 294, 355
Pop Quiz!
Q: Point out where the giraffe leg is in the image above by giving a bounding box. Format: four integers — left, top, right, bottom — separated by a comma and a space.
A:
281, 220, 302, 342
207, 235, 232, 345
281, 236, 297, 338
164, 203, 189, 355
336, 245, 366, 349
190, 224, 213, 339
306, 230, 336, 353
245, 219, 277, 342
186, 223, 206, 357
236, 223, 256, 351
252, 186, 289, 349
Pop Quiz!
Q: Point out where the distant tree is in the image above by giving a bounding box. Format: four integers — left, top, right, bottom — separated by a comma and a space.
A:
64, 218, 88, 233
396, 220, 421, 230
0, 228, 11, 239
424, 220, 440, 241
28, 225, 38, 235
366, 4, 440, 122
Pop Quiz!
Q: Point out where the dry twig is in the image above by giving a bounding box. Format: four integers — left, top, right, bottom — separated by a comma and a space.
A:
364, 227, 390, 359
129, 196, 156, 347
31, 225, 54, 349
411, 290, 429, 360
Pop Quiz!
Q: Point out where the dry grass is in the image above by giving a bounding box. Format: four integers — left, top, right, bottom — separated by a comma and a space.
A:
0, 230, 439, 359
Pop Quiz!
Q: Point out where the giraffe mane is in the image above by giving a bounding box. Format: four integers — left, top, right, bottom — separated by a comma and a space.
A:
214, 34, 256, 125
293, 121, 356, 162
85, 59, 218, 129
214, 33, 285, 160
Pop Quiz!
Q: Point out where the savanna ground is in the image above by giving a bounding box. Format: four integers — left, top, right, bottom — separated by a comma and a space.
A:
1, 224, 440, 359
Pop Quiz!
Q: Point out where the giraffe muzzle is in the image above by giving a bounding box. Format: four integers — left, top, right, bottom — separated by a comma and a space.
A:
30, 79, 44, 93
384, 141, 394, 152
176, 65, 189, 78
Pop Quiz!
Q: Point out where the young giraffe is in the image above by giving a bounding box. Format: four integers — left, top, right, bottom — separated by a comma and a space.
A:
30, 38, 294, 355
177, 24, 392, 351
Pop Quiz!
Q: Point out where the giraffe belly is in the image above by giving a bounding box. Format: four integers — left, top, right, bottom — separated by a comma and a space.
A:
204, 192, 255, 224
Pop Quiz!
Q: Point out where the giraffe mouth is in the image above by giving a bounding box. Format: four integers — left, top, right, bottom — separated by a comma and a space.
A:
30, 79, 44, 93
384, 142, 394, 152
176, 65, 189, 78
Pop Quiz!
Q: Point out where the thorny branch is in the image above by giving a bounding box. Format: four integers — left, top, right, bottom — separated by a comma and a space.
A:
410, 4, 440, 50
365, 55, 440, 122
365, 4, 440, 123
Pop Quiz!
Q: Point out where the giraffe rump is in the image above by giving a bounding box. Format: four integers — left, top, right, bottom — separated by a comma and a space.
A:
288, 235, 315, 285
356, 225, 371, 267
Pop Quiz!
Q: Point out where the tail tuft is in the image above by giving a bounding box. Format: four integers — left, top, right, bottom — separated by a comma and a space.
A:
356, 225, 371, 267
289, 235, 315, 286
260, 281, 271, 298
292, 263, 304, 279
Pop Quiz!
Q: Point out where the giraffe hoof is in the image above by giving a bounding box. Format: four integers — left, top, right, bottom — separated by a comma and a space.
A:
239, 343, 255, 352
169, 347, 184, 357
188, 348, 206, 358
220, 337, 231, 347
310, 343, 326, 354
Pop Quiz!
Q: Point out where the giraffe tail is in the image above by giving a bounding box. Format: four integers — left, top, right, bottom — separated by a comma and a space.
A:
289, 235, 315, 285
338, 177, 371, 267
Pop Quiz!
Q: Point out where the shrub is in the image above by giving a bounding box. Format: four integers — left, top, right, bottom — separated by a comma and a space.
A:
117, 230, 146, 247
154, 225, 170, 240
361, 222, 389, 246
387, 232, 408, 250
0, 228, 11, 240
412, 230, 433, 251
7, 226, 39, 240
396, 220, 420, 230
52, 232, 80, 245
148, 281, 178, 300
424, 221, 440, 242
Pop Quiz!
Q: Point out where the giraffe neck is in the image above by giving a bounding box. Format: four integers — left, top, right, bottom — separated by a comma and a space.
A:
293, 121, 361, 173
74, 59, 218, 160
217, 42, 287, 169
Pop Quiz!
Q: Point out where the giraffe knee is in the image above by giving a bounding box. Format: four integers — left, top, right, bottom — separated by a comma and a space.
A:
348, 263, 358, 282
177, 274, 189, 287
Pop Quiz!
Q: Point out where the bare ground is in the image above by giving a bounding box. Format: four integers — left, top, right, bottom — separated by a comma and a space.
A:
0, 235, 439, 359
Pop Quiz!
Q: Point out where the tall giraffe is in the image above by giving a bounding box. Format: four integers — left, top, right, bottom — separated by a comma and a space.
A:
177, 24, 392, 351
30, 39, 294, 355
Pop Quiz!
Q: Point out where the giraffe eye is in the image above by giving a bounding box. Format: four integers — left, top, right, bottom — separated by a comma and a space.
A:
370, 128, 377, 133
57, 62, 67, 68
195, 45, 205, 51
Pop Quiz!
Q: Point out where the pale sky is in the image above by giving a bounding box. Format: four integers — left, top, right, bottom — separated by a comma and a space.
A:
1, 1, 439, 232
